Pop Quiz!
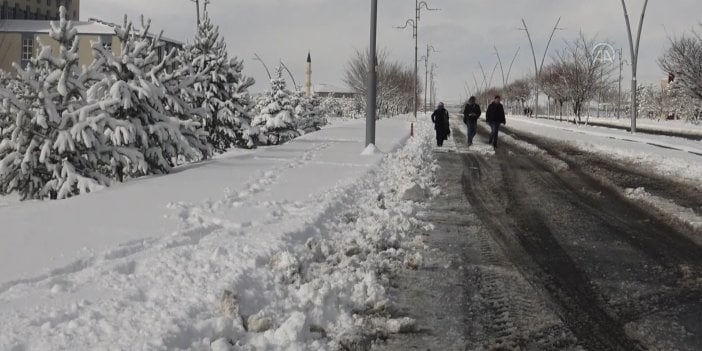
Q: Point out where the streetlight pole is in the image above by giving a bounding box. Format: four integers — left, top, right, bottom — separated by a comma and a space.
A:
366, 0, 378, 147
279, 60, 299, 91
396, 18, 417, 117
520, 17, 563, 119
397, 1, 439, 119
430, 63, 438, 108
618, 48, 623, 119
495, 47, 521, 114
190, 0, 201, 27
252, 53, 272, 80
621, 0, 649, 134
423, 45, 438, 113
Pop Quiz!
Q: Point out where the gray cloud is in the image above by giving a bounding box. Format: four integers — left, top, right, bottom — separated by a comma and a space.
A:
83, 0, 702, 103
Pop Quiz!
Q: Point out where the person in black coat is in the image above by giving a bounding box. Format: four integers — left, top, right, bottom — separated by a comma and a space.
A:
463, 96, 482, 146
431, 102, 450, 147
486, 95, 506, 148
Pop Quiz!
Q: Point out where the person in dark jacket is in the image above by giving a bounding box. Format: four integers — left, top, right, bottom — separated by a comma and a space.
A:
486, 95, 506, 148
431, 102, 450, 147
463, 96, 482, 146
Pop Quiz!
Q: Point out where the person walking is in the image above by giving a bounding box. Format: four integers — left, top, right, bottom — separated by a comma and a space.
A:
431, 102, 450, 147
486, 95, 506, 148
463, 96, 482, 146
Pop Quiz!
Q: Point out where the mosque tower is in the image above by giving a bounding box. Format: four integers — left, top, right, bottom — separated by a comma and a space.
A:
305, 52, 312, 97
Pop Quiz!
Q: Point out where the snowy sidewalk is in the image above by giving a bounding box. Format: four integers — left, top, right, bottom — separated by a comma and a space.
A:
0, 118, 430, 350
0, 119, 409, 284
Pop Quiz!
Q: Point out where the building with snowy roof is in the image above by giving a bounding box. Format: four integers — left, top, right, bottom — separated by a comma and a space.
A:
0, 0, 79, 21
0, 18, 182, 73
313, 83, 357, 99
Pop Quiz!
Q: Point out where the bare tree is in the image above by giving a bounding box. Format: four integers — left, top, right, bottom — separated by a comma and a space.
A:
553, 32, 615, 122
344, 49, 420, 116
659, 29, 702, 101
504, 79, 532, 114
541, 64, 570, 120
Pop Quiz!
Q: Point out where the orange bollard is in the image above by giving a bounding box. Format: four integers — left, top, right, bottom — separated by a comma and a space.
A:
410, 122, 414, 137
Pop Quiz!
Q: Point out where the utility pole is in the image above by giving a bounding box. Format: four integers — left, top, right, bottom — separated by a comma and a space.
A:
621, 0, 649, 134
190, 0, 201, 28
520, 18, 563, 118
423, 45, 438, 113
430, 63, 437, 108
397, 1, 439, 119
366, 0, 378, 146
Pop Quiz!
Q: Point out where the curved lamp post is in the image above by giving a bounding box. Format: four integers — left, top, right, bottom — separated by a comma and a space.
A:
519, 17, 563, 118
620, 0, 649, 134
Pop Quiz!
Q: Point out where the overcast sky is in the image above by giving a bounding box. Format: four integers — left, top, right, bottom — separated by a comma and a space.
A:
83, 0, 702, 103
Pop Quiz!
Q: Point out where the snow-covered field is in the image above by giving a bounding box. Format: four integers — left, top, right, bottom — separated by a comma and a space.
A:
0, 118, 438, 350
507, 116, 702, 190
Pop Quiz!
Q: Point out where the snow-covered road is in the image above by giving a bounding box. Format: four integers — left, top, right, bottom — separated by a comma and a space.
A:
506, 116, 702, 190
375, 116, 702, 350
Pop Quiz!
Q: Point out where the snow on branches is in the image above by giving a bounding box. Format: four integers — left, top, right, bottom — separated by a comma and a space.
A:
252, 68, 300, 145
181, 13, 257, 151
0, 6, 260, 200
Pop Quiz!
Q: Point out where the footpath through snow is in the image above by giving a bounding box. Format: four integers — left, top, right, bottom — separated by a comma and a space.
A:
0, 118, 439, 350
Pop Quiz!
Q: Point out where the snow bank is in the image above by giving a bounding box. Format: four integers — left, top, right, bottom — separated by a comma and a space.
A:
0, 118, 437, 350
507, 117, 702, 190
626, 187, 702, 235
543, 115, 702, 138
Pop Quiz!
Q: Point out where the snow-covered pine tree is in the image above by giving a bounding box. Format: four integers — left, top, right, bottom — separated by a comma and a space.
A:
89, 15, 209, 175
294, 93, 327, 133
0, 6, 113, 199
224, 57, 257, 148
252, 68, 300, 145
181, 13, 256, 152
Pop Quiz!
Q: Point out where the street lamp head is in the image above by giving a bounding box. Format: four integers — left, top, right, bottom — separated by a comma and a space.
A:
418, 2, 440, 11
395, 19, 416, 30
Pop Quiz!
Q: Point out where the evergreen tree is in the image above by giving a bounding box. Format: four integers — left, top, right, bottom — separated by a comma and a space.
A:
0, 6, 112, 199
181, 13, 256, 152
224, 57, 257, 148
89, 15, 209, 176
252, 68, 299, 145
294, 93, 327, 133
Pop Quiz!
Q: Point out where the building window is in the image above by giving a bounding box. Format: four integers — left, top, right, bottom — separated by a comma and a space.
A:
0, 3, 5, 19
21, 34, 35, 68
100, 35, 112, 51
25, 5, 30, 19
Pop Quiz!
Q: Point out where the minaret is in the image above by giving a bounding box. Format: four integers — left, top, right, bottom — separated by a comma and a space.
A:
305, 52, 312, 97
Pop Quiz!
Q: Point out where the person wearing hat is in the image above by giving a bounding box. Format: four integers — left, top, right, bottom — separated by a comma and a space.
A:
486, 95, 506, 148
431, 102, 450, 147
463, 96, 482, 146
